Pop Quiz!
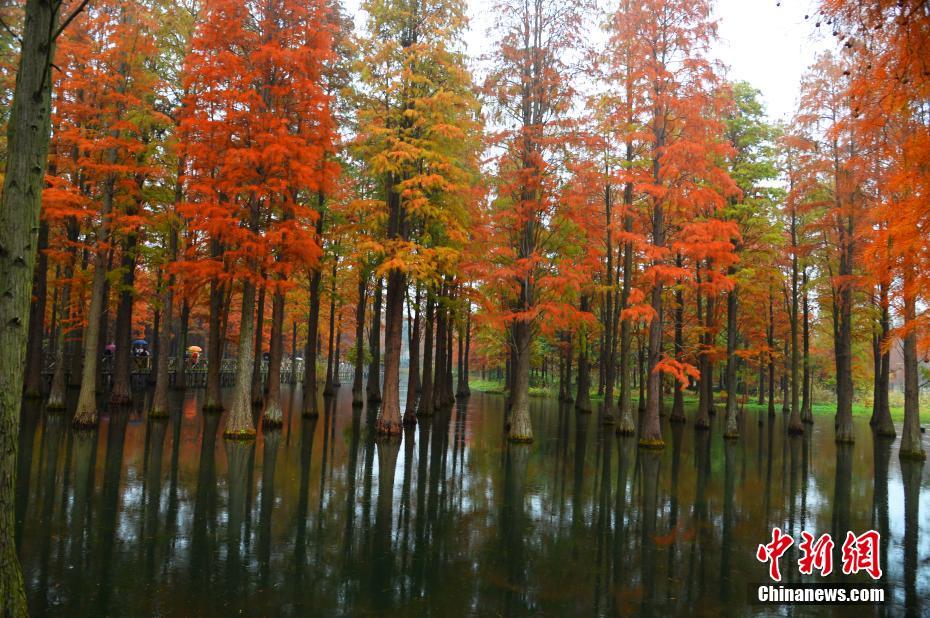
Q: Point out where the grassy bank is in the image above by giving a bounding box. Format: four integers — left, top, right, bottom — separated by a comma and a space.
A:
467, 378, 911, 422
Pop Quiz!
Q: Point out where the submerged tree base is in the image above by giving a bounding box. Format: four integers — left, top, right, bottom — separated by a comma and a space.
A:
149, 408, 170, 419
835, 433, 855, 444
223, 428, 257, 440
202, 403, 225, 413
72, 419, 99, 431
638, 438, 665, 450
375, 418, 402, 436
899, 448, 926, 461
402, 412, 417, 427
723, 431, 740, 440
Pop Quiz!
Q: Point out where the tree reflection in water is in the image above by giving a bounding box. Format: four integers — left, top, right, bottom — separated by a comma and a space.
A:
12, 389, 928, 616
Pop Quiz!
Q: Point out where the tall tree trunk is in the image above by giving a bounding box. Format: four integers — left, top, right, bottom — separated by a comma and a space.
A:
419, 296, 435, 417
670, 256, 686, 423
175, 298, 190, 392
301, 265, 323, 416
0, 1, 60, 610
23, 220, 49, 398
457, 309, 471, 397
250, 282, 266, 406
767, 288, 776, 418
352, 271, 368, 407
800, 269, 812, 423
404, 286, 422, 425
224, 282, 257, 439
899, 264, 924, 460
202, 266, 225, 406
575, 296, 593, 413
432, 289, 447, 411
787, 240, 802, 434
262, 286, 286, 427
724, 280, 741, 438
507, 321, 533, 443
872, 281, 894, 436
695, 273, 710, 430
376, 176, 406, 436
833, 229, 855, 443
151, 220, 178, 418
366, 277, 383, 404
150, 282, 173, 418
73, 175, 117, 428
323, 262, 338, 397
110, 232, 138, 405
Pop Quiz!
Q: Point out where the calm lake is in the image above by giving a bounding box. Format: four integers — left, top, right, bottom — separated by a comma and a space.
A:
15, 387, 930, 616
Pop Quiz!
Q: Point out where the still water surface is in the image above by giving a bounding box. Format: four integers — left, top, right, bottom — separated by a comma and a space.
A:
15, 388, 930, 616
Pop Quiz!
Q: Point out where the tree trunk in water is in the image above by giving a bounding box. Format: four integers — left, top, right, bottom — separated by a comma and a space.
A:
724, 283, 741, 438
575, 296, 593, 413
352, 271, 367, 407
670, 265, 686, 423
224, 283, 257, 439
47, 268, 73, 410
787, 251, 802, 435
262, 288, 286, 427
302, 265, 323, 416
110, 232, 138, 405
376, 268, 404, 436
150, 283, 173, 418
418, 297, 435, 417
641, 282, 664, 448
800, 269, 812, 423
250, 283, 266, 406
872, 282, 894, 436
323, 263, 337, 397
507, 321, 533, 443
203, 276, 224, 407
457, 310, 471, 397
366, 277, 383, 404
73, 174, 117, 429
899, 268, 924, 460
562, 332, 573, 404
0, 2, 59, 610
767, 289, 776, 418
834, 272, 854, 444
432, 291, 447, 412
444, 307, 454, 406
23, 220, 49, 398
176, 299, 190, 392
695, 280, 710, 430
404, 286, 422, 425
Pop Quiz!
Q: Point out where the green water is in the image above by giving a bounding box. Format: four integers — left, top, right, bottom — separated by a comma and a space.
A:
15, 388, 929, 616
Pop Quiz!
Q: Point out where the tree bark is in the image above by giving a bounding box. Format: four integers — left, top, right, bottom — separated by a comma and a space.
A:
366, 277, 383, 404
0, 2, 60, 611
224, 282, 257, 439
262, 286, 286, 427
404, 286, 422, 425
575, 296, 593, 413
899, 265, 924, 460
201, 284, 223, 407
23, 220, 49, 398
73, 173, 117, 428
507, 321, 533, 443
323, 261, 337, 397
110, 231, 138, 405
301, 263, 323, 416
724, 280, 741, 438
418, 296, 435, 417
250, 281, 266, 406
800, 268, 812, 423
351, 270, 367, 407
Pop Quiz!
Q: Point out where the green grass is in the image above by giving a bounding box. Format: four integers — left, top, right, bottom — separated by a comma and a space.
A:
468, 378, 909, 421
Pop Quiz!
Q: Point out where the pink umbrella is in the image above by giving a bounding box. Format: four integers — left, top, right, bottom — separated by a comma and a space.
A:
105, 343, 116, 352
